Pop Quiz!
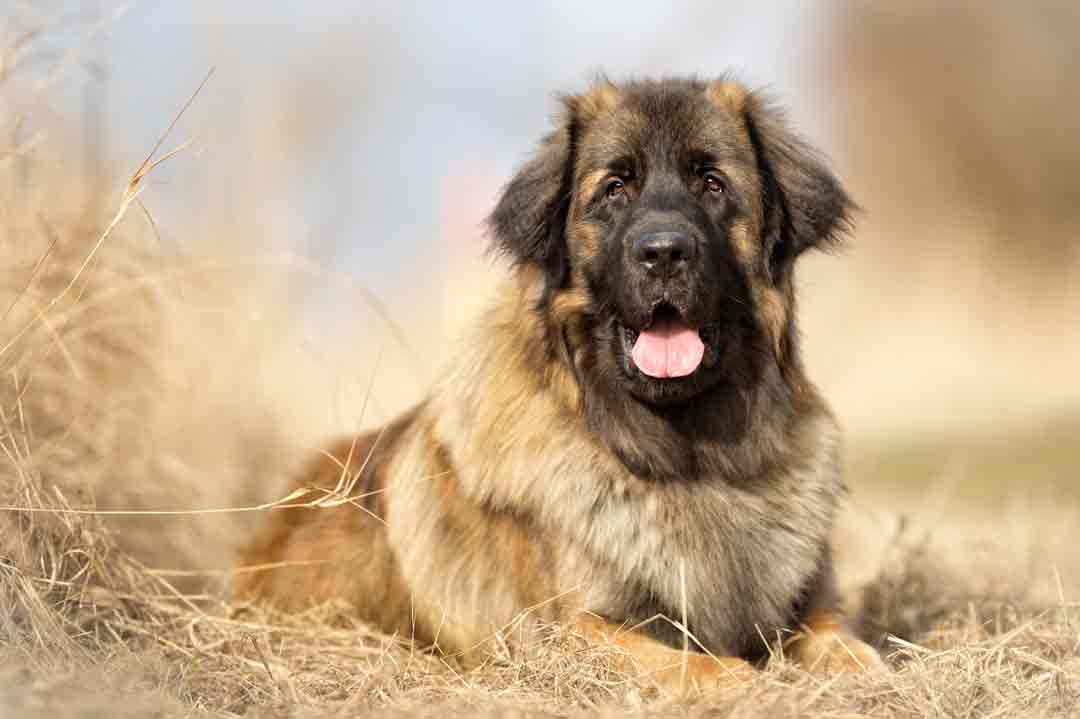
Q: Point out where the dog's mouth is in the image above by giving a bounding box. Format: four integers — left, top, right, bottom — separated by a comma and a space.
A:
619, 303, 720, 379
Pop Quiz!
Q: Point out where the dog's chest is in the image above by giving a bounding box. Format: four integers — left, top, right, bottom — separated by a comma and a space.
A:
553, 458, 838, 657
434, 362, 840, 657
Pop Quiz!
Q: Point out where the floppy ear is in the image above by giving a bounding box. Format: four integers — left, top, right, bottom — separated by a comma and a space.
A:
489, 82, 619, 291
740, 92, 856, 279
487, 118, 576, 291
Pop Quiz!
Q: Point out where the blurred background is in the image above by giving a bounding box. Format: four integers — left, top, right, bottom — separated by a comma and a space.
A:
4, 1, 1078, 518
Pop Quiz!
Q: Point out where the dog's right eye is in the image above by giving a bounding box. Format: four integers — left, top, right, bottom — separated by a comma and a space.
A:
703, 173, 725, 194
605, 179, 626, 200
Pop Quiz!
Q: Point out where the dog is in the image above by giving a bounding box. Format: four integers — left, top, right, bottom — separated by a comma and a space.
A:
234, 76, 885, 690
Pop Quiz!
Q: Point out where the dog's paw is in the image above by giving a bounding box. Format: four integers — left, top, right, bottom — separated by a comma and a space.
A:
653, 653, 757, 695
788, 630, 887, 676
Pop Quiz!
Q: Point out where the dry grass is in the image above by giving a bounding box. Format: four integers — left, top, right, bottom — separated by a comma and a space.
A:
2, 482, 1078, 718
2, 25, 1080, 719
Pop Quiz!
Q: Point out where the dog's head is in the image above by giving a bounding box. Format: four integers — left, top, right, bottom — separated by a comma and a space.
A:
490, 77, 852, 407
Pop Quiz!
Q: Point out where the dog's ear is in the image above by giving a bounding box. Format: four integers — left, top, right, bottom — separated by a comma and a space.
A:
488, 81, 618, 292
714, 83, 856, 279
488, 123, 574, 289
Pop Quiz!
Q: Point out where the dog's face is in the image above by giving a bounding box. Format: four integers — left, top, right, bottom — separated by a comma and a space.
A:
491, 78, 852, 407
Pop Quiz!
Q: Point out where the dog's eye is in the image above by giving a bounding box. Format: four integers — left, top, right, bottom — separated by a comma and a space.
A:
703, 173, 725, 195
606, 179, 626, 199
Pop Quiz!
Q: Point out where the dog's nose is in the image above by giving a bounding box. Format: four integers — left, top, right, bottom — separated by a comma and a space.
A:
632, 231, 694, 276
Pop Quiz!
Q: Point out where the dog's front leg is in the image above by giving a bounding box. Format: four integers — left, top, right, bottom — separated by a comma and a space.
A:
573, 615, 755, 693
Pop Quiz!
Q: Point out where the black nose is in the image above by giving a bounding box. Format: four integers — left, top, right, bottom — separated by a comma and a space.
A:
631, 231, 694, 276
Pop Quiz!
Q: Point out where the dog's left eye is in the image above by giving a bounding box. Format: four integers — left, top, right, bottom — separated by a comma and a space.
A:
606, 179, 626, 199
702, 172, 725, 194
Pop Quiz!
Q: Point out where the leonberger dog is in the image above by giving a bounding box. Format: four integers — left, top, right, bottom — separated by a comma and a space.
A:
234, 76, 885, 690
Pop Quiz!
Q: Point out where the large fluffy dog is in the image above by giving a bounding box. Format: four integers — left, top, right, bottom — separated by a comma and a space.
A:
234, 77, 884, 689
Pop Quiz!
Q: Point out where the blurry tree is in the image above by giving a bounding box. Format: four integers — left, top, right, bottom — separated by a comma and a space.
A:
825, 2, 1080, 281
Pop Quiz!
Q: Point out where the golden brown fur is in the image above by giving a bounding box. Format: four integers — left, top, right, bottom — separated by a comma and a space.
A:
234, 76, 885, 691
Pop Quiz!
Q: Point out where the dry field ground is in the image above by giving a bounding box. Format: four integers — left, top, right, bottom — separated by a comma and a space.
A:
3, 48, 1080, 719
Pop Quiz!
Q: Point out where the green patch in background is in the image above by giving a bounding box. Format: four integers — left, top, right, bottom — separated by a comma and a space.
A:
846, 411, 1080, 509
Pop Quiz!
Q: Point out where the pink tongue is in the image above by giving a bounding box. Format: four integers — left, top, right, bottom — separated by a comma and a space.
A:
630, 318, 705, 378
